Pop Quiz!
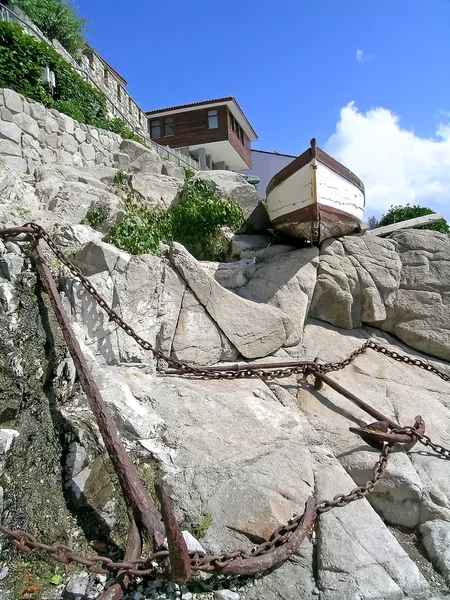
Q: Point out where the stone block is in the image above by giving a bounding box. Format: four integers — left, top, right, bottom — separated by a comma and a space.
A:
0, 139, 21, 157
80, 142, 95, 162
3, 89, 22, 114
161, 161, 185, 179
73, 153, 83, 167
61, 132, 78, 154
66, 117, 75, 135
169, 242, 289, 358
0, 107, 13, 122
90, 128, 99, 141
74, 128, 86, 144
44, 115, 59, 134
0, 121, 21, 144
13, 112, 39, 140
113, 152, 130, 170
63, 572, 93, 599
22, 134, 42, 160
45, 132, 59, 149
2, 156, 27, 173
120, 139, 162, 174
58, 150, 75, 166
214, 592, 240, 600
29, 101, 47, 122
42, 148, 57, 164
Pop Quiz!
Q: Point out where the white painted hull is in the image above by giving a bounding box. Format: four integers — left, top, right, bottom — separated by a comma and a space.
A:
266, 144, 365, 244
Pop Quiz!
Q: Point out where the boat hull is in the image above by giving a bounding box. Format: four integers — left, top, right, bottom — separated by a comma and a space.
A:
266, 143, 365, 244
271, 203, 362, 244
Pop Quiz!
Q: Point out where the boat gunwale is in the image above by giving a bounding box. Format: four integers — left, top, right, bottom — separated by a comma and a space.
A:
265, 144, 365, 198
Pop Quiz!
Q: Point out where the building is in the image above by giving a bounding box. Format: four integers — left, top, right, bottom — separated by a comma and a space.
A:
240, 149, 296, 196
146, 97, 258, 171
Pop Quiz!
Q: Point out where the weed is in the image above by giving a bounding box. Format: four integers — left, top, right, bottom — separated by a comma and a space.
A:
81, 205, 110, 230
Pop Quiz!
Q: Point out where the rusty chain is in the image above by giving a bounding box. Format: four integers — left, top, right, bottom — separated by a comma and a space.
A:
316, 443, 393, 513
1, 223, 450, 580
0, 444, 391, 576
4, 223, 449, 384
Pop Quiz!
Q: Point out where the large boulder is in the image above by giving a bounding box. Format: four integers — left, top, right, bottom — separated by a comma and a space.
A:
64, 242, 186, 366
0, 163, 41, 228
375, 229, 450, 361
130, 173, 182, 209
172, 290, 238, 365
168, 242, 289, 359
238, 246, 319, 346
192, 170, 271, 231
41, 181, 122, 231
309, 235, 402, 329
119, 139, 162, 174
309, 230, 450, 362
82, 359, 430, 600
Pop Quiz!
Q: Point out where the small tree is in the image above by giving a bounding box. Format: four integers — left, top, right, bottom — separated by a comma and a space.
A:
378, 204, 450, 234
15, 0, 86, 55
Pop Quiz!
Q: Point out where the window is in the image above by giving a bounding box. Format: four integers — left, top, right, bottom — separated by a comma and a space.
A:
164, 117, 174, 136
117, 84, 122, 101
150, 120, 161, 138
208, 109, 218, 129
129, 97, 133, 112
230, 114, 236, 133
104, 68, 109, 85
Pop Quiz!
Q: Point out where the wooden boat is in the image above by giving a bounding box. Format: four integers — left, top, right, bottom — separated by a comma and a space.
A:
266, 139, 365, 244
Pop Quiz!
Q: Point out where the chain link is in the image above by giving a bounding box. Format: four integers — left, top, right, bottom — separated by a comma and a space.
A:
15, 223, 450, 384
1, 223, 450, 579
316, 443, 393, 513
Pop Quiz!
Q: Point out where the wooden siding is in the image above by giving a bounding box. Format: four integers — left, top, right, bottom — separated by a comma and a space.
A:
227, 109, 251, 167
148, 105, 252, 168
149, 105, 229, 148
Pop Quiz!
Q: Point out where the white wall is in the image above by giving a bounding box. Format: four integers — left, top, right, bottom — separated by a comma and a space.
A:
240, 149, 296, 196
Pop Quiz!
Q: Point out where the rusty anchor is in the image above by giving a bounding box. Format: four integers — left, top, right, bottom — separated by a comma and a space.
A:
349, 416, 426, 450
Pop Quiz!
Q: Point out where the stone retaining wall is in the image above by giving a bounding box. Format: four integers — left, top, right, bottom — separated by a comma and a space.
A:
0, 88, 123, 174
1, 1, 148, 138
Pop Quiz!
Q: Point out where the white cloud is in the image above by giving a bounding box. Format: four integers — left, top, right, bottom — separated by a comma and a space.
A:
325, 102, 450, 219
356, 49, 370, 63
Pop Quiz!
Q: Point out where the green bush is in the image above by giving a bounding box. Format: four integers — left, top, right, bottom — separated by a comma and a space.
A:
171, 176, 244, 259
108, 177, 244, 261
379, 204, 450, 234
15, 0, 86, 55
0, 20, 141, 141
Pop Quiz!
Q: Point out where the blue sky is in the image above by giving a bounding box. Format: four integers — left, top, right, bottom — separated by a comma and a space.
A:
77, 0, 450, 219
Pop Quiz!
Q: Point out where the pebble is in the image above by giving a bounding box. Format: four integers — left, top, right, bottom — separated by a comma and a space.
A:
0, 565, 8, 581
63, 572, 92, 598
